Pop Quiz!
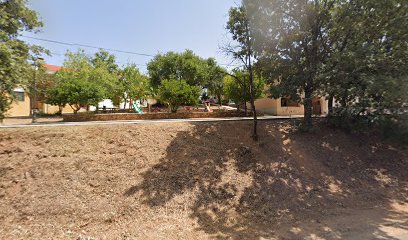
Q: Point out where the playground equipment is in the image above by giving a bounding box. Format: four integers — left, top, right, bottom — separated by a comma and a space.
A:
132, 100, 144, 114
204, 101, 213, 113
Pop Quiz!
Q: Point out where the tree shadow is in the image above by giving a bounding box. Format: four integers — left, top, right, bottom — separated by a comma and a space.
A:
125, 121, 408, 239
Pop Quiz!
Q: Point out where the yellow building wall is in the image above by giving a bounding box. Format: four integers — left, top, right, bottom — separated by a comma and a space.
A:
7, 93, 31, 117
249, 97, 328, 116
320, 98, 329, 115
42, 104, 74, 114
277, 105, 305, 116
251, 98, 279, 115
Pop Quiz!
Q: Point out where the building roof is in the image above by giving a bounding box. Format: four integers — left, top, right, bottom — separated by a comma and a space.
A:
43, 64, 62, 72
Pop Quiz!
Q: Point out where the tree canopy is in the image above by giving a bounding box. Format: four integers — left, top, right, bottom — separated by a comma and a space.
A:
157, 79, 201, 113
243, 0, 408, 127
147, 50, 214, 88
0, 0, 44, 119
225, 4, 260, 140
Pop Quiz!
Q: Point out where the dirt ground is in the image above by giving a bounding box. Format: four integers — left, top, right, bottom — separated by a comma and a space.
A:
0, 120, 407, 239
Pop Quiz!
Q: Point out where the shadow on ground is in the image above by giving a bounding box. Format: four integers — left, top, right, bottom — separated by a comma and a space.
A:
125, 121, 408, 239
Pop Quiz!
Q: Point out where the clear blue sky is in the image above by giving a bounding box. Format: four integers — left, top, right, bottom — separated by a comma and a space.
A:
23, 0, 238, 72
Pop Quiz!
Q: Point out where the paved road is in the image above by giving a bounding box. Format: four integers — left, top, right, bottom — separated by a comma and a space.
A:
0, 115, 305, 129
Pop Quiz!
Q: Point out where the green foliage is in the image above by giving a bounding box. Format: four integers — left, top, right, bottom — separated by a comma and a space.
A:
328, 111, 408, 146
117, 64, 151, 107
226, 5, 252, 61
52, 69, 105, 113
223, 70, 264, 106
45, 82, 66, 114
147, 50, 210, 88
226, 4, 261, 140
91, 49, 119, 73
46, 50, 118, 113
318, 0, 408, 119
0, 0, 44, 119
0, 95, 12, 120
244, 0, 407, 129
244, 0, 337, 126
205, 58, 226, 104
158, 79, 201, 113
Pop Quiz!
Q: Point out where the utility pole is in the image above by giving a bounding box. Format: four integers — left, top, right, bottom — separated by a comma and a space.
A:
32, 61, 38, 123
31, 57, 43, 123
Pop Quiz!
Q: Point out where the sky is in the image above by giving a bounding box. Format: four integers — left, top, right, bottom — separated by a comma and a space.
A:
22, 0, 238, 72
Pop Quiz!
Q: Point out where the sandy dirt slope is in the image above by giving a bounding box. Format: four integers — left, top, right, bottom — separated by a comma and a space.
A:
0, 121, 407, 239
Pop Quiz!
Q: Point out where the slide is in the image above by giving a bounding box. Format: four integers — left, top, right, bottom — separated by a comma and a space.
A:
132, 100, 144, 114
205, 102, 213, 113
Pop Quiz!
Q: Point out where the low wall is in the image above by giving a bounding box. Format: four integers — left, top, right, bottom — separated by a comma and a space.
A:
63, 111, 262, 122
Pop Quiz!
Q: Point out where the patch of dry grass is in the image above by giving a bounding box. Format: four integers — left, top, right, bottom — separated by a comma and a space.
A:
0, 121, 407, 239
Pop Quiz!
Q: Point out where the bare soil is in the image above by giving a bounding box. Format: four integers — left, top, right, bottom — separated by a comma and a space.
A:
0, 121, 407, 239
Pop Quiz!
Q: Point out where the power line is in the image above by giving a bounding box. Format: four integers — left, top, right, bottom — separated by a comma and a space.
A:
22, 35, 240, 67
22, 35, 155, 57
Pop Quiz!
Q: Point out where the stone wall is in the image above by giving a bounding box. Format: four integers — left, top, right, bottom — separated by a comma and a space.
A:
63, 111, 262, 122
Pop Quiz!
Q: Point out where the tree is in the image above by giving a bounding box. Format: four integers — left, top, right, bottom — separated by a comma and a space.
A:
45, 83, 67, 114
26, 64, 56, 111
0, 0, 44, 121
318, 0, 408, 119
53, 70, 105, 114
51, 50, 115, 113
158, 79, 201, 113
244, 0, 340, 128
245, 0, 407, 129
223, 70, 264, 111
117, 64, 152, 109
91, 50, 119, 73
147, 50, 208, 88
205, 58, 226, 105
225, 5, 259, 140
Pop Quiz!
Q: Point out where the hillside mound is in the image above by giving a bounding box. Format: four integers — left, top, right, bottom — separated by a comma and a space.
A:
0, 121, 407, 239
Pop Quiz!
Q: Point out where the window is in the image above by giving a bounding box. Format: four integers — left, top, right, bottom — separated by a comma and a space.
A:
14, 91, 25, 102
281, 98, 299, 107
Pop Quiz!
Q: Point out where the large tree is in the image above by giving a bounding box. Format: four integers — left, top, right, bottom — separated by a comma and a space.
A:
244, 0, 339, 128
318, 0, 408, 119
117, 64, 151, 109
158, 79, 201, 113
50, 50, 117, 113
245, 0, 407, 128
223, 69, 264, 111
225, 5, 259, 140
147, 50, 209, 88
0, 0, 44, 121
204, 58, 226, 105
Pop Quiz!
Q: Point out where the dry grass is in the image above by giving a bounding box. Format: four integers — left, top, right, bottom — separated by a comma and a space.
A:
0, 120, 407, 239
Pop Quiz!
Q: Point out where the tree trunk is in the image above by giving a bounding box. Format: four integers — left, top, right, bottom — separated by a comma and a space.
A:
328, 95, 334, 114
303, 86, 313, 128
217, 94, 222, 107
248, 58, 258, 141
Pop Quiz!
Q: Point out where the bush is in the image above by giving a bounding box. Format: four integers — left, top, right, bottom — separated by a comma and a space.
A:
157, 79, 201, 113
328, 108, 408, 146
